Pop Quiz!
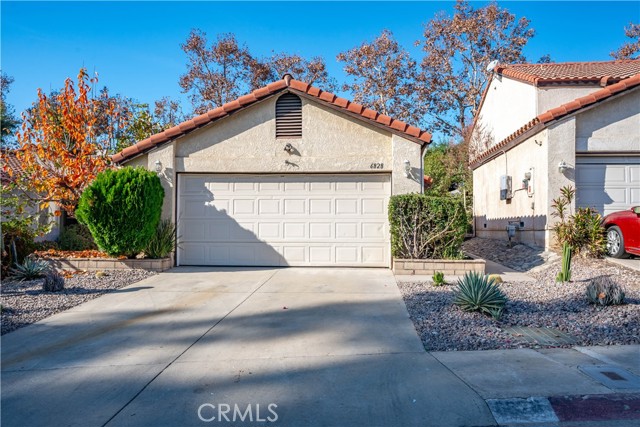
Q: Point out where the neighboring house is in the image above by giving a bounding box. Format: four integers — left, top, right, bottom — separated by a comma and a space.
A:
0, 149, 61, 241
112, 74, 432, 267
470, 60, 640, 249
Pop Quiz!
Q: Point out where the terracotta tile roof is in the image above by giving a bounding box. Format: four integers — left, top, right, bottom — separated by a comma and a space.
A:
112, 75, 432, 164
0, 149, 24, 184
495, 59, 640, 86
470, 73, 640, 169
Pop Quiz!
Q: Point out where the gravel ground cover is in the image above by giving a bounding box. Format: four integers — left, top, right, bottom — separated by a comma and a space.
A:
461, 238, 558, 272
398, 257, 640, 351
1, 269, 156, 335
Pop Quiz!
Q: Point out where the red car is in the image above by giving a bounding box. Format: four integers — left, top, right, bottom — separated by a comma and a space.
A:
603, 206, 640, 258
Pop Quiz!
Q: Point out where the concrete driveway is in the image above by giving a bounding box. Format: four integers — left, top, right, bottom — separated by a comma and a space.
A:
1, 267, 493, 427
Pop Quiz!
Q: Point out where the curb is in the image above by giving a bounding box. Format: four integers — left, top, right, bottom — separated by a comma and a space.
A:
486, 393, 640, 425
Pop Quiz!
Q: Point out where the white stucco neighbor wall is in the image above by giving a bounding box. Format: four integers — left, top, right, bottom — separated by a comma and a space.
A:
473, 129, 549, 247
575, 89, 640, 152
122, 93, 423, 219
537, 86, 602, 114
477, 76, 537, 144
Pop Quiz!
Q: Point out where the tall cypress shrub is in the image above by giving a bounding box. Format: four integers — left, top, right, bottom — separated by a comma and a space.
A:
76, 167, 164, 257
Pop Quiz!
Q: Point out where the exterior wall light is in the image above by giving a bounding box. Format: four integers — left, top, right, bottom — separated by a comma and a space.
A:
558, 160, 568, 173
154, 160, 162, 173
404, 160, 411, 178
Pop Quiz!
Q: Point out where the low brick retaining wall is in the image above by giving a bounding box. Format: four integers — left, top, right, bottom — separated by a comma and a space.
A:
42, 257, 173, 272
393, 258, 486, 276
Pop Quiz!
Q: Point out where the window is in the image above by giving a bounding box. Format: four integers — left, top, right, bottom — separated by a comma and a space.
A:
276, 93, 302, 138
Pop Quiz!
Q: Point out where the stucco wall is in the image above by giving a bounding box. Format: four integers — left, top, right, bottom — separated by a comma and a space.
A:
174, 97, 400, 173
391, 134, 422, 194
473, 129, 549, 247
122, 93, 423, 219
537, 86, 602, 115
478, 76, 537, 144
575, 88, 640, 152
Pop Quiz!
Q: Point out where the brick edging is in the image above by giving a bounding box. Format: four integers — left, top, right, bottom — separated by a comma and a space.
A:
41, 256, 173, 272
392, 258, 486, 275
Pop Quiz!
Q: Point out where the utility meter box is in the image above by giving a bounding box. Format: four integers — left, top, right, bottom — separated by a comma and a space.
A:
500, 175, 512, 200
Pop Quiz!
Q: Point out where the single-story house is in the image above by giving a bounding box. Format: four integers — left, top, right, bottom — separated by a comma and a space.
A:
470, 60, 640, 249
0, 149, 61, 241
112, 74, 432, 267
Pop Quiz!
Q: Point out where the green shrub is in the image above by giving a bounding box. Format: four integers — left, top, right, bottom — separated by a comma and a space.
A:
586, 277, 625, 306
57, 223, 97, 251
432, 271, 446, 286
42, 270, 65, 292
551, 186, 606, 257
76, 167, 164, 258
9, 257, 50, 281
145, 219, 177, 259
453, 272, 507, 320
389, 194, 468, 259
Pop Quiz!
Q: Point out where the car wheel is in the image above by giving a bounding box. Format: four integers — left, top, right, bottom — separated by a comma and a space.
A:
606, 226, 628, 258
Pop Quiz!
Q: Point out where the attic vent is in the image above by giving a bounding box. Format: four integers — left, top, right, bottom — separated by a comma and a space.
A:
276, 93, 302, 138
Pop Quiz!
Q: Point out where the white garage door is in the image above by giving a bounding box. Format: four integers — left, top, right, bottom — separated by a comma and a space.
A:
177, 174, 391, 267
575, 156, 640, 216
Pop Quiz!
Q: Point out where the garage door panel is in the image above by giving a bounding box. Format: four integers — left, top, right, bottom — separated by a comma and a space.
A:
630, 165, 640, 183
576, 157, 639, 216
178, 174, 390, 267
284, 199, 306, 214
336, 223, 358, 239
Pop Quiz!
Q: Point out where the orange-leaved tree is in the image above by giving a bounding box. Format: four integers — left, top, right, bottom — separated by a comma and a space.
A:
10, 68, 126, 214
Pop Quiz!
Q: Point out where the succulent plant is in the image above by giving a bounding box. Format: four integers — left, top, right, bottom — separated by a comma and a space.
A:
432, 271, 446, 286
42, 270, 65, 292
9, 257, 50, 281
453, 272, 508, 320
586, 276, 625, 306
556, 242, 572, 283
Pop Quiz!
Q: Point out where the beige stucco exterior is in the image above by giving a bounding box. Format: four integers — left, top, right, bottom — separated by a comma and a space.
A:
473, 129, 549, 247
123, 93, 424, 221
478, 75, 614, 148
575, 89, 640, 152
473, 85, 640, 250
477, 75, 537, 144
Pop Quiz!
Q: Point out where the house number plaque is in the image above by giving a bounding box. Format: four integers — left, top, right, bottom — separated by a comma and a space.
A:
370, 163, 384, 169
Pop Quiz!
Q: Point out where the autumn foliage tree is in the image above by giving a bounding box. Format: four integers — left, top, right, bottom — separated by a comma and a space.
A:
611, 22, 640, 59
10, 68, 126, 213
337, 30, 422, 124
179, 29, 335, 114
419, 0, 534, 137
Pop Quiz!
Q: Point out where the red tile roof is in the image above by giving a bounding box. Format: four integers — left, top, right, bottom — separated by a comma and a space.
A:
0, 149, 24, 184
495, 59, 640, 86
112, 75, 432, 164
470, 73, 640, 169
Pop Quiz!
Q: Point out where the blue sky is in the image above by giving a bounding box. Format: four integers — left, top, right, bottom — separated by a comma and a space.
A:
2, 1, 639, 118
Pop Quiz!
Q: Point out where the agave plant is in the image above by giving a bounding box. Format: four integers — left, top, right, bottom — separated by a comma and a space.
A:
453, 272, 508, 320
9, 257, 50, 281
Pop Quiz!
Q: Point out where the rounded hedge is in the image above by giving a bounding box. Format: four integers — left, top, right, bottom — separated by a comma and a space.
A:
76, 167, 164, 257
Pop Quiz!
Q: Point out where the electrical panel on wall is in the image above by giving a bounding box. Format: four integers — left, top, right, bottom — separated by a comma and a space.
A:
526, 168, 534, 197
500, 175, 512, 200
